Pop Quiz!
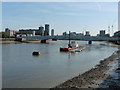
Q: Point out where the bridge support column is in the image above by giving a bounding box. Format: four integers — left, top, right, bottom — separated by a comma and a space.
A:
41, 39, 52, 43
41, 40, 47, 43
88, 41, 92, 44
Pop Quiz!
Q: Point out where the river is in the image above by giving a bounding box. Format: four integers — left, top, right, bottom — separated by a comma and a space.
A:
2, 40, 118, 88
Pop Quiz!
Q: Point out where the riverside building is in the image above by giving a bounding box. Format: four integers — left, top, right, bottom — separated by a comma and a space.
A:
19, 27, 43, 36
97, 30, 110, 37
51, 29, 54, 36
5, 28, 18, 37
18, 24, 50, 36
39, 26, 44, 36
44, 24, 49, 36
113, 31, 120, 37
85, 31, 90, 36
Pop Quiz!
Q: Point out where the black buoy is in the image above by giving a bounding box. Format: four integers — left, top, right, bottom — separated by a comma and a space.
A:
32, 51, 40, 56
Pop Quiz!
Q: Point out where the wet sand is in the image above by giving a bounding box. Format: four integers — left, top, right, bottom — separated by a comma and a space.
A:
50, 50, 120, 89
0, 41, 21, 44
0, 38, 41, 44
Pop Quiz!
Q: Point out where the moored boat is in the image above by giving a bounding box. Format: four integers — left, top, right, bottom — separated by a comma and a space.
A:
60, 42, 83, 52
60, 31, 82, 52
60, 47, 71, 51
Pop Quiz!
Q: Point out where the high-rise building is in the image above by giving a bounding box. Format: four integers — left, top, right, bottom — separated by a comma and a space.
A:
51, 29, 54, 36
85, 31, 90, 36
33, 31, 35, 36
113, 31, 120, 37
97, 30, 109, 37
44, 24, 49, 36
63, 32, 67, 36
5, 28, 16, 37
39, 26, 44, 36
100, 30, 105, 36
77, 33, 84, 36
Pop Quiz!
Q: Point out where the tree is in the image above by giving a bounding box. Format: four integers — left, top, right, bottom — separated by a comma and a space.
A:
0, 32, 10, 38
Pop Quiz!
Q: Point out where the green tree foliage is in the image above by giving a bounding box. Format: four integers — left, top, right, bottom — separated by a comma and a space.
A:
0, 32, 10, 38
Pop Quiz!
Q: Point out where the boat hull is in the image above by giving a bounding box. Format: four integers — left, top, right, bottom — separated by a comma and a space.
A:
60, 48, 71, 51
60, 46, 84, 52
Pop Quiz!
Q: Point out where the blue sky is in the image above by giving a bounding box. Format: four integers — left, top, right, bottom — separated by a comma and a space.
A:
2, 2, 118, 35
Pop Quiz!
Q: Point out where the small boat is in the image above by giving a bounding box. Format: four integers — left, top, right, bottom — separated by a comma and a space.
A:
60, 31, 81, 52
32, 51, 40, 55
60, 44, 84, 52
60, 47, 71, 51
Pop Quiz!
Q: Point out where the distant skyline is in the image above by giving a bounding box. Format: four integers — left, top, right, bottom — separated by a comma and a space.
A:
2, 2, 118, 35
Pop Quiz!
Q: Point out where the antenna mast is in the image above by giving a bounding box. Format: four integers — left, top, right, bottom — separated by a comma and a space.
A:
108, 26, 110, 35
111, 25, 113, 36
69, 31, 70, 45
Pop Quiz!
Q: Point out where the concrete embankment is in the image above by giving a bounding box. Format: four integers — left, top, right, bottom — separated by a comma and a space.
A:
50, 50, 120, 89
0, 38, 54, 44
0, 38, 17, 44
0, 38, 41, 44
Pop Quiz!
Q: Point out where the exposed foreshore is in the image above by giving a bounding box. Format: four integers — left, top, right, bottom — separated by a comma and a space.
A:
0, 38, 41, 44
0, 38, 17, 44
50, 50, 120, 89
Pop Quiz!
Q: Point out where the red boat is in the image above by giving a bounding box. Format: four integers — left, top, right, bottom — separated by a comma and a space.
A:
60, 31, 79, 52
60, 47, 71, 51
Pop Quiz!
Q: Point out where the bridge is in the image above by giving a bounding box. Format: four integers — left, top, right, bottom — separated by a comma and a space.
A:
17, 36, 55, 40
16, 35, 120, 44
58, 36, 120, 41
58, 35, 120, 44
16, 36, 55, 43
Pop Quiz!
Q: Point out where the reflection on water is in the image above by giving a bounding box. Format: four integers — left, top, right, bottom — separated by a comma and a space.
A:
2, 40, 118, 88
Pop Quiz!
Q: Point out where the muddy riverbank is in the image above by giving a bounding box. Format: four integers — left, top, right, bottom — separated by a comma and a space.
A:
50, 50, 120, 89
0, 38, 41, 44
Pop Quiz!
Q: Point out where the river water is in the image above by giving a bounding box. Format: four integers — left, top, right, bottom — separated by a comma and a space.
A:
2, 40, 118, 88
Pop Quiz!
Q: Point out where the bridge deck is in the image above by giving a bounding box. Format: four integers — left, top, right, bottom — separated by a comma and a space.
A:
17, 36, 120, 41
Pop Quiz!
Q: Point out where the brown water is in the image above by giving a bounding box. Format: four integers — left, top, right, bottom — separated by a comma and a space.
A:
2, 40, 118, 88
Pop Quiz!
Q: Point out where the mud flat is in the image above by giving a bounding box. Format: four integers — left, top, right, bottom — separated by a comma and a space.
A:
0, 38, 41, 44
0, 41, 18, 44
20, 39, 41, 44
50, 50, 120, 89
0, 38, 20, 44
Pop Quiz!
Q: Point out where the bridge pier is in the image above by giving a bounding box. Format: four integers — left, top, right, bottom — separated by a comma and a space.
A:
88, 41, 92, 44
41, 39, 52, 43
52, 39, 57, 41
41, 40, 47, 43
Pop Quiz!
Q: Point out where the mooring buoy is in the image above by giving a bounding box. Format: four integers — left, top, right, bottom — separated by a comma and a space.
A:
32, 51, 40, 56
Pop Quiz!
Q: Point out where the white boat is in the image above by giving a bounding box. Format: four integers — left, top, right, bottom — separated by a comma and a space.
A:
60, 31, 84, 52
